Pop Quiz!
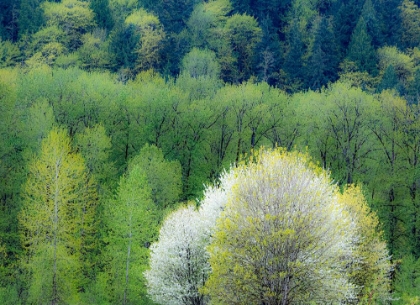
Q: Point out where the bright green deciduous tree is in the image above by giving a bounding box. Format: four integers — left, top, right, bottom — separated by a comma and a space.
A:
125, 9, 165, 72
181, 48, 221, 79
0, 40, 20, 68
377, 46, 414, 85
393, 254, 420, 305
74, 124, 116, 191
104, 162, 158, 305
129, 144, 182, 209
19, 128, 97, 305
77, 31, 112, 71
42, 0, 96, 51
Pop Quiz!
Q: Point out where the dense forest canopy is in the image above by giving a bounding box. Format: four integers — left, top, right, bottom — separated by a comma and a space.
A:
0, 0, 420, 304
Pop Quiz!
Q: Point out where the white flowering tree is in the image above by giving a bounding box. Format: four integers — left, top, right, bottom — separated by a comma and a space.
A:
144, 205, 209, 305
144, 172, 230, 305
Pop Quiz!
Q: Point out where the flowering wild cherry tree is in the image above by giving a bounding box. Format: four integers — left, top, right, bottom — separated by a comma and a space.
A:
146, 148, 391, 305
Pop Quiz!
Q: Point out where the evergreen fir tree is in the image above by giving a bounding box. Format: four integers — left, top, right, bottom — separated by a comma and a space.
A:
306, 16, 339, 90
256, 17, 282, 85
377, 65, 399, 92
333, 0, 364, 58
90, 0, 114, 32
230, 0, 252, 14
283, 19, 304, 90
109, 24, 139, 72
18, 0, 43, 38
347, 16, 378, 75
361, 0, 383, 47
378, 0, 402, 46
0, 0, 19, 41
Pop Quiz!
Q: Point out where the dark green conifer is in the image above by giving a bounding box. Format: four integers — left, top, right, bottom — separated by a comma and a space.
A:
109, 24, 140, 71
18, 0, 43, 38
361, 0, 382, 47
90, 0, 114, 32
306, 16, 339, 90
347, 16, 378, 75
283, 19, 304, 90
377, 65, 398, 92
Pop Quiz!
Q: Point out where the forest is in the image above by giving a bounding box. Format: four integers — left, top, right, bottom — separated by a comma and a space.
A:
0, 0, 420, 304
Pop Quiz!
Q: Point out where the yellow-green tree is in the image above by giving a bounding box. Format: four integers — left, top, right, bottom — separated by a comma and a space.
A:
400, 0, 420, 48
42, 0, 95, 51
125, 9, 165, 72
19, 128, 97, 304
339, 186, 391, 304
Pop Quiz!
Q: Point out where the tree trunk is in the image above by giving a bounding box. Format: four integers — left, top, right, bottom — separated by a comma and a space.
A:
123, 213, 132, 305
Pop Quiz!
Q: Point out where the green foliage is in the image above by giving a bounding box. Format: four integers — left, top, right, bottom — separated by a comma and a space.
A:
224, 14, 262, 82
28, 26, 68, 57
361, 0, 382, 47
109, 23, 140, 71
0, 284, 21, 305
42, 0, 96, 51
378, 65, 399, 92
0, 40, 20, 68
305, 16, 339, 89
125, 9, 165, 72
0, 0, 18, 41
19, 128, 98, 304
393, 255, 420, 304
0, 71, 26, 271
1, 0, 420, 300
18, 0, 44, 38
339, 186, 391, 304
347, 16, 378, 75
78, 31, 112, 71
283, 19, 305, 91
90, 0, 114, 31
378, 46, 415, 84
129, 144, 182, 209
297, 81, 378, 185
400, 0, 420, 48
104, 163, 159, 305
74, 124, 116, 191
181, 48, 221, 79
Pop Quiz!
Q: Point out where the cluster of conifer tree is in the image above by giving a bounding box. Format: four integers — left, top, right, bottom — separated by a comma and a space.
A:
0, 0, 420, 304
